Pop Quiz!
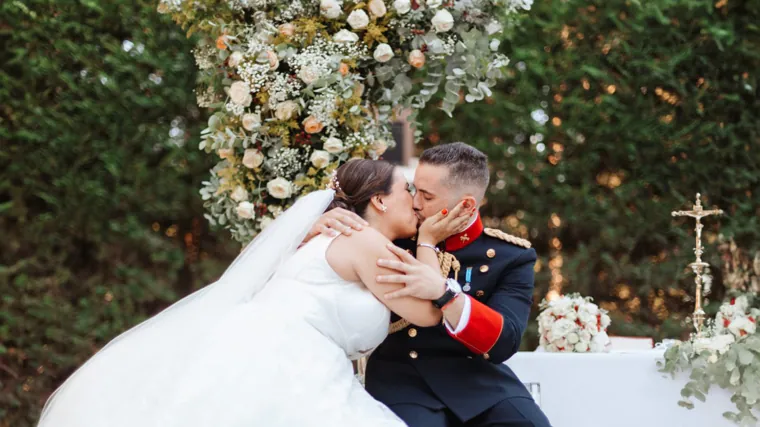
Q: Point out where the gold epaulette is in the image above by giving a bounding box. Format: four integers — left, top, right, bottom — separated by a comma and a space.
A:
483, 228, 532, 248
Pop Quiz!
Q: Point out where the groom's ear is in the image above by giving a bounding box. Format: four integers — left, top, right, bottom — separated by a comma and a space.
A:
460, 196, 478, 212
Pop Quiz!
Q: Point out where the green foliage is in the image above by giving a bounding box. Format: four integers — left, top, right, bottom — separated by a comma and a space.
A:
0, 1, 234, 425
420, 0, 760, 346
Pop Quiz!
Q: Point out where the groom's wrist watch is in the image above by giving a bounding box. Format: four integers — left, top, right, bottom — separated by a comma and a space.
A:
432, 278, 462, 309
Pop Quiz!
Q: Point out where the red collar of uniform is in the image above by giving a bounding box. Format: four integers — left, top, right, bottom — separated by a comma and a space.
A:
445, 214, 484, 252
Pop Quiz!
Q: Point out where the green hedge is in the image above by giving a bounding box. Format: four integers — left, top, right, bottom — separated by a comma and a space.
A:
421, 0, 760, 346
0, 2, 234, 425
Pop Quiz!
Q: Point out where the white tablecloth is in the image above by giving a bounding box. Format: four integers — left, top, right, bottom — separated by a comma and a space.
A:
505, 350, 738, 427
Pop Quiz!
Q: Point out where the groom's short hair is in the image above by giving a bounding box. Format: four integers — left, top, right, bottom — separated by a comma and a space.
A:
419, 142, 490, 199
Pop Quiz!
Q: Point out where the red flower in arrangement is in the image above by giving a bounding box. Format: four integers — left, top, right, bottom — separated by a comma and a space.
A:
293, 131, 313, 146
750, 316, 756, 323
740, 330, 748, 337
724, 318, 731, 328
731, 297, 736, 305
575, 319, 583, 327
411, 0, 420, 10
256, 203, 269, 217
596, 314, 602, 331
574, 305, 579, 311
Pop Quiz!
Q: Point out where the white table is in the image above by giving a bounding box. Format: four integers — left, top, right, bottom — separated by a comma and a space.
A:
505, 350, 738, 427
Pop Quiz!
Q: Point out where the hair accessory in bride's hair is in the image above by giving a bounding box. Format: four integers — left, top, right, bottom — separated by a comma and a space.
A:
327, 170, 342, 194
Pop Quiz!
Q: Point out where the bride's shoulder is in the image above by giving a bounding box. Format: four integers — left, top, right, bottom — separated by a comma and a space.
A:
331, 227, 389, 255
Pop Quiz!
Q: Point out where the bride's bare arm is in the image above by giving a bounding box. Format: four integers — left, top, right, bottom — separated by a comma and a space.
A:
349, 230, 442, 327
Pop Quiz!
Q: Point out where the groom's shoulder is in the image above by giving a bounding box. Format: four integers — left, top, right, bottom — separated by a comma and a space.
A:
482, 227, 531, 250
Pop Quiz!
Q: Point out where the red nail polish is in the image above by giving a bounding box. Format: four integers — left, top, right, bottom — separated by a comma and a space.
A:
441, 209, 448, 215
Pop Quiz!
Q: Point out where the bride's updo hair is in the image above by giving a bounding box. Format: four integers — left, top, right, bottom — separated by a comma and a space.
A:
327, 159, 395, 218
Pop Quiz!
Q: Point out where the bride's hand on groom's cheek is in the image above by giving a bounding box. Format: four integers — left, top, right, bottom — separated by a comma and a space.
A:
418, 201, 471, 244
301, 208, 369, 246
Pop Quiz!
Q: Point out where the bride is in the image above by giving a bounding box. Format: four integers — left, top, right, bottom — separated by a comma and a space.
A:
37, 159, 469, 427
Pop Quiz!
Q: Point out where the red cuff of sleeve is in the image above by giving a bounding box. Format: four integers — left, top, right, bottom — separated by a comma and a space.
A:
447, 295, 504, 354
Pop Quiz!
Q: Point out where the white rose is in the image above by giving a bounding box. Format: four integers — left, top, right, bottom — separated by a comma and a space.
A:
485, 20, 503, 35
298, 66, 321, 85
566, 332, 579, 344
371, 138, 388, 156
694, 334, 735, 355
490, 39, 501, 52
599, 313, 611, 329
347, 10, 370, 30
373, 43, 394, 63
729, 317, 755, 338
431, 9, 454, 33
550, 318, 574, 341
579, 330, 592, 342
393, 0, 411, 14
228, 51, 244, 68
267, 177, 293, 199
259, 216, 274, 229
579, 303, 599, 316
229, 81, 252, 106
320, 0, 343, 19
275, 100, 299, 121
708, 353, 719, 364
242, 112, 261, 131
242, 149, 264, 169
323, 137, 344, 154
235, 201, 255, 219
368, 0, 387, 17
574, 342, 589, 352
230, 186, 249, 202
550, 297, 573, 312
334, 29, 359, 43
426, 0, 443, 8
310, 150, 331, 169
590, 331, 609, 352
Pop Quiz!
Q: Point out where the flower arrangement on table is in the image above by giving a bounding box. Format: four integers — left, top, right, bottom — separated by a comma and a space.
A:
157, 0, 531, 243
537, 293, 612, 353
659, 294, 760, 425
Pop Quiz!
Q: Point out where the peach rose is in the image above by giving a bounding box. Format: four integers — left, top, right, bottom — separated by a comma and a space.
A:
216, 34, 227, 50
303, 116, 324, 134
279, 23, 295, 37
408, 49, 425, 68
339, 63, 350, 76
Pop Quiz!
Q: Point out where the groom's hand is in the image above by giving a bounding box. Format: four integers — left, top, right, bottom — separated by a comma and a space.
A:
301, 208, 368, 246
377, 244, 446, 301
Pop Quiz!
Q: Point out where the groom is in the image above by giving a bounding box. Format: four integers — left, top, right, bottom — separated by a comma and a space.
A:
310, 142, 551, 427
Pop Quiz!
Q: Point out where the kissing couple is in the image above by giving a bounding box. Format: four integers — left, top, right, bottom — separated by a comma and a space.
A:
38, 143, 551, 427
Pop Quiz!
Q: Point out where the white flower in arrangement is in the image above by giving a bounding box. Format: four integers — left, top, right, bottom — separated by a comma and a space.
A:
371, 138, 388, 156
230, 186, 249, 202
235, 201, 256, 219
393, 0, 411, 14
217, 148, 234, 160
694, 334, 735, 355
347, 10, 370, 30
373, 43, 394, 63
229, 81, 252, 106
485, 20, 503, 35
275, 100, 300, 121
589, 331, 609, 352
426, 0, 443, 8
368, 0, 387, 18
267, 178, 293, 199
490, 39, 501, 52
242, 112, 261, 131
431, 9, 454, 33
242, 149, 265, 169
310, 150, 331, 168
728, 317, 756, 338
323, 137, 344, 153
298, 66, 321, 85
574, 342, 589, 352
259, 216, 275, 229
320, 0, 343, 19
228, 51, 244, 67
333, 29, 359, 43
265, 50, 279, 70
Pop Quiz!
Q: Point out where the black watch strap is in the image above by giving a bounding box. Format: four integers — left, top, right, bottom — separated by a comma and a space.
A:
432, 289, 456, 309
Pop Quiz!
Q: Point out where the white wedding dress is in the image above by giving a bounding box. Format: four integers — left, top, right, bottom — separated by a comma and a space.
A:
37, 190, 406, 427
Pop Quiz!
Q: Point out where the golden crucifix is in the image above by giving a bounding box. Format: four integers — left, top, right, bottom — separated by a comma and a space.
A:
671, 193, 723, 335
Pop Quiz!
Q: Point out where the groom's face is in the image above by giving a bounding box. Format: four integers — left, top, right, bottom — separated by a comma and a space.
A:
412, 163, 455, 224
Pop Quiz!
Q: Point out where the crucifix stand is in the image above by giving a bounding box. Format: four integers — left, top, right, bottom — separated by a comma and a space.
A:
671, 193, 723, 336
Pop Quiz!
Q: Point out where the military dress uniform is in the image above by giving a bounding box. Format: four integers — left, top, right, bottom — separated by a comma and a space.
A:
365, 215, 551, 427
